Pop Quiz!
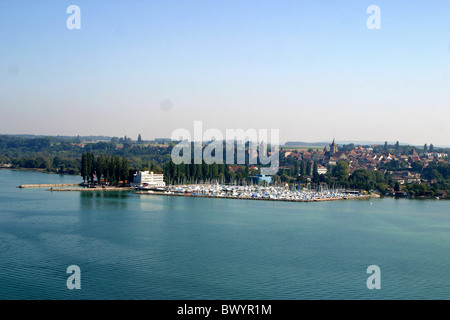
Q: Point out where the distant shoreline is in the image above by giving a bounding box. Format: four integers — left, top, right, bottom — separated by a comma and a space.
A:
1, 167, 74, 175
6, 168, 447, 201
16, 183, 447, 201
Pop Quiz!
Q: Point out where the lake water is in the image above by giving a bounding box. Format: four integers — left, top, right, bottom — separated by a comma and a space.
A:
0, 169, 449, 300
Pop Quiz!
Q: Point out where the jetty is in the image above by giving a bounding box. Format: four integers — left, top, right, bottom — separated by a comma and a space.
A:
49, 186, 134, 192
18, 183, 80, 189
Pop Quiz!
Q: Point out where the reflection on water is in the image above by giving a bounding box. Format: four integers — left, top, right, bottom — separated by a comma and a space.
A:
80, 191, 131, 210
139, 195, 164, 212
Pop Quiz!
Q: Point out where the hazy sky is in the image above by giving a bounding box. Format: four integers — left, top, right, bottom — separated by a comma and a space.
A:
1, 1, 450, 145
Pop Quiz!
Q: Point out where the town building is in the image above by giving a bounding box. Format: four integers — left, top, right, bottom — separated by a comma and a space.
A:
330, 139, 338, 155
317, 164, 328, 175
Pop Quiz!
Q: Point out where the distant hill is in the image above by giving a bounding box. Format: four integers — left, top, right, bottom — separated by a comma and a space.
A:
285, 141, 420, 147
2, 134, 112, 142
284, 141, 329, 147
2, 135, 448, 149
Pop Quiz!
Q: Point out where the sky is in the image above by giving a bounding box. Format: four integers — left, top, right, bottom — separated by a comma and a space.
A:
1, 0, 450, 146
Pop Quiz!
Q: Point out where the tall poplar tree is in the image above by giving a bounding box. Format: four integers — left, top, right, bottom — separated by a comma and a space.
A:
80, 153, 87, 182
96, 154, 105, 184
312, 161, 320, 183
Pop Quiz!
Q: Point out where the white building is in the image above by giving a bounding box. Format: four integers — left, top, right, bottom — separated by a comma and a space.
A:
131, 171, 166, 188
317, 165, 328, 175
424, 152, 447, 159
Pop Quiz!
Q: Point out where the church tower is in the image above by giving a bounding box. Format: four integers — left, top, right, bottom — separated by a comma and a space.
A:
330, 139, 338, 155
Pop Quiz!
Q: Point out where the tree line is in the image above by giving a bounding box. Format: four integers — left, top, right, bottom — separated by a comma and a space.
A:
0, 135, 170, 175
162, 160, 249, 185
81, 153, 129, 185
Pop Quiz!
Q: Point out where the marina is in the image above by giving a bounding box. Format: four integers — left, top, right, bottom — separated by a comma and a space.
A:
37, 182, 373, 202
20, 178, 374, 202
136, 184, 375, 202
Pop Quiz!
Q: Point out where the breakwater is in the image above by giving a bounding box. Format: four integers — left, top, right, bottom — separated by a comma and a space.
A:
18, 183, 80, 188
49, 187, 134, 192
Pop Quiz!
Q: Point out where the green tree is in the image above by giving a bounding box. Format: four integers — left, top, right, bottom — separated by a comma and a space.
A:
80, 152, 95, 183
294, 161, 299, 176
107, 155, 115, 185
42, 157, 52, 171
305, 161, 311, 176
312, 161, 320, 183
411, 161, 423, 172
332, 161, 350, 181
430, 169, 444, 182
272, 174, 281, 184
300, 161, 306, 176
211, 162, 219, 180
244, 165, 249, 180
113, 156, 121, 185
52, 156, 62, 171
96, 154, 105, 183
80, 153, 87, 182
202, 161, 209, 181
280, 171, 289, 183
224, 165, 231, 183
120, 157, 129, 184
104, 155, 111, 184
88, 153, 95, 183
195, 164, 203, 182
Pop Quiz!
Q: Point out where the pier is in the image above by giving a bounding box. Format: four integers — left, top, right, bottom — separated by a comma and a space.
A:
49, 186, 135, 191
18, 183, 80, 188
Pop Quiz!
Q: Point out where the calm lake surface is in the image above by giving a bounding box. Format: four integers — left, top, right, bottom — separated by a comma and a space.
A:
0, 169, 449, 300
